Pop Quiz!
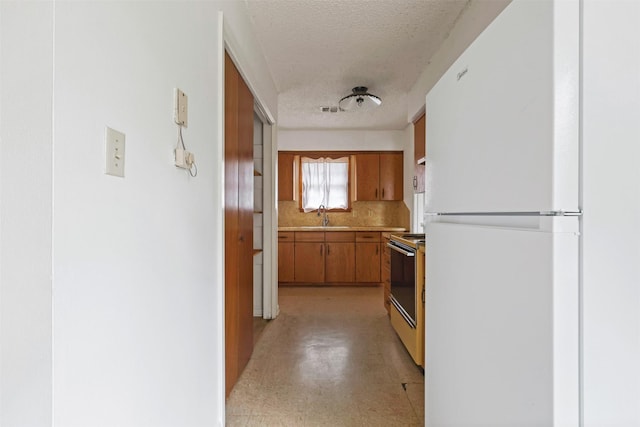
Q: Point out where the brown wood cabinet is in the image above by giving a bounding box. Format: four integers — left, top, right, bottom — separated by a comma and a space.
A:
278, 152, 295, 201
414, 113, 426, 160
413, 113, 426, 193
224, 52, 254, 397
277, 232, 294, 282
293, 231, 325, 283
355, 153, 403, 201
355, 232, 381, 282
354, 153, 380, 200
294, 242, 325, 283
380, 153, 404, 200
278, 230, 390, 285
381, 233, 391, 314
325, 232, 355, 283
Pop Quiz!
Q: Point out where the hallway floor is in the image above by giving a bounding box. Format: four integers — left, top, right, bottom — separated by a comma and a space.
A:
226, 286, 424, 426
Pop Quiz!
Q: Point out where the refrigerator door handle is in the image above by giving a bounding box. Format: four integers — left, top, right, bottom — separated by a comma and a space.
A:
426, 210, 582, 217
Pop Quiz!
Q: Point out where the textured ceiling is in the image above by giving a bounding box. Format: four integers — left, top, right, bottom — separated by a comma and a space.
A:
244, 0, 469, 130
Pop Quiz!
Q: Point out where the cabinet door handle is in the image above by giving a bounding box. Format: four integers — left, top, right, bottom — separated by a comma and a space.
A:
382, 188, 385, 198
375, 188, 378, 199
320, 245, 323, 256
413, 176, 418, 190
327, 244, 330, 255
376, 245, 379, 255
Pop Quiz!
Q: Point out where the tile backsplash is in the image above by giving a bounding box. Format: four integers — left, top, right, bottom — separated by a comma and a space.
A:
278, 201, 410, 228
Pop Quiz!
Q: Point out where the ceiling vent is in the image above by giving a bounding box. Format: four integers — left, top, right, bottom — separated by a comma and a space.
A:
320, 106, 339, 113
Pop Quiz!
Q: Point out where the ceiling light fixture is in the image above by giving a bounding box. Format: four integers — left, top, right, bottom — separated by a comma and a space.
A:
338, 86, 382, 111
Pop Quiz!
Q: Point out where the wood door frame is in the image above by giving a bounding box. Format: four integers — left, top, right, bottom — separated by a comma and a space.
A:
214, 12, 226, 423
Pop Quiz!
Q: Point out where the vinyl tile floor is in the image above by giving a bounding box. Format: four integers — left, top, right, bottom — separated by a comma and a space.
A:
226, 286, 424, 426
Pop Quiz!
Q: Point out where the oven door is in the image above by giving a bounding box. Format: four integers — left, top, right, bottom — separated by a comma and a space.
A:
388, 241, 417, 328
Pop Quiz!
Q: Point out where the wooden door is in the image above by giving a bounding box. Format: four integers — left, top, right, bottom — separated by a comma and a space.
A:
278, 153, 295, 201
224, 52, 240, 397
356, 242, 381, 282
237, 61, 254, 376
379, 153, 403, 201
325, 242, 355, 283
355, 153, 380, 201
294, 243, 325, 283
224, 52, 254, 397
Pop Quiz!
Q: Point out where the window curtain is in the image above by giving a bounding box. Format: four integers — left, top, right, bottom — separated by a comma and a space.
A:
301, 157, 348, 212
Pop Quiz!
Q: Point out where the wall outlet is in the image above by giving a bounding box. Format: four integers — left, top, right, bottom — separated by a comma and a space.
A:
175, 147, 194, 169
174, 88, 188, 127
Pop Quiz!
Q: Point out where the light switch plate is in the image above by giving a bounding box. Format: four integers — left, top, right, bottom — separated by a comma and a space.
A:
174, 88, 188, 127
105, 127, 125, 177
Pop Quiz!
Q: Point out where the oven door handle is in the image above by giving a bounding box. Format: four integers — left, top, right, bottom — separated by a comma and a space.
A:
387, 243, 415, 257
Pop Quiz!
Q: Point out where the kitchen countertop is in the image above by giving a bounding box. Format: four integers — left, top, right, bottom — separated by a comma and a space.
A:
278, 226, 407, 232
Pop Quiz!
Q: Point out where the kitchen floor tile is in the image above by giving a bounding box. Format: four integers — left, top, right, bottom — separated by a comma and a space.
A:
226, 286, 424, 425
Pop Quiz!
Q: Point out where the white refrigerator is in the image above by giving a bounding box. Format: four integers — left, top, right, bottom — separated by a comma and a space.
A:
425, 1, 581, 425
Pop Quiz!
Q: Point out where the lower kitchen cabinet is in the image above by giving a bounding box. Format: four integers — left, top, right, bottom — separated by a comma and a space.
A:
278, 242, 294, 282
381, 233, 391, 313
355, 232, 381, 283
356, 242, 381, 282
325, 242, 355, 283
278, 230, 392, 285
278, 232, 295, 282
294, 242, 325, 283
325, 231, 355, 283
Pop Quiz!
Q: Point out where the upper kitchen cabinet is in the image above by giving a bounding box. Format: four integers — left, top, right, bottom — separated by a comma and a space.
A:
354, 153, 379, 200
413, 113, 426, 193
354, 152, 403, 201
380, 153, 403, 200
278, 152, 295, 201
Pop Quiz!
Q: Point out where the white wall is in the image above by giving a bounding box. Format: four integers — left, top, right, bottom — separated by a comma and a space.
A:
220, 4, 278, 124
1, 1, 277, 426
278, 129, 405, 151
582, 1, 640, 425
53, 3, 222, 426
0, 2, 53, 426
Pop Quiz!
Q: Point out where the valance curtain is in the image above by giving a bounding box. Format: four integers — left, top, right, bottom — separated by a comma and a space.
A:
301, 157, 349, 212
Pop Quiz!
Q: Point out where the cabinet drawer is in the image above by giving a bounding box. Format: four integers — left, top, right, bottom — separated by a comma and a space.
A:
295, 231, 325, 242
278, 232, 295, 241
356, 231, 380, 242
325, 231, 355, 242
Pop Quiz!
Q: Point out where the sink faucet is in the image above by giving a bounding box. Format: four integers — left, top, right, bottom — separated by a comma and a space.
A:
317, 204, 329, 227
